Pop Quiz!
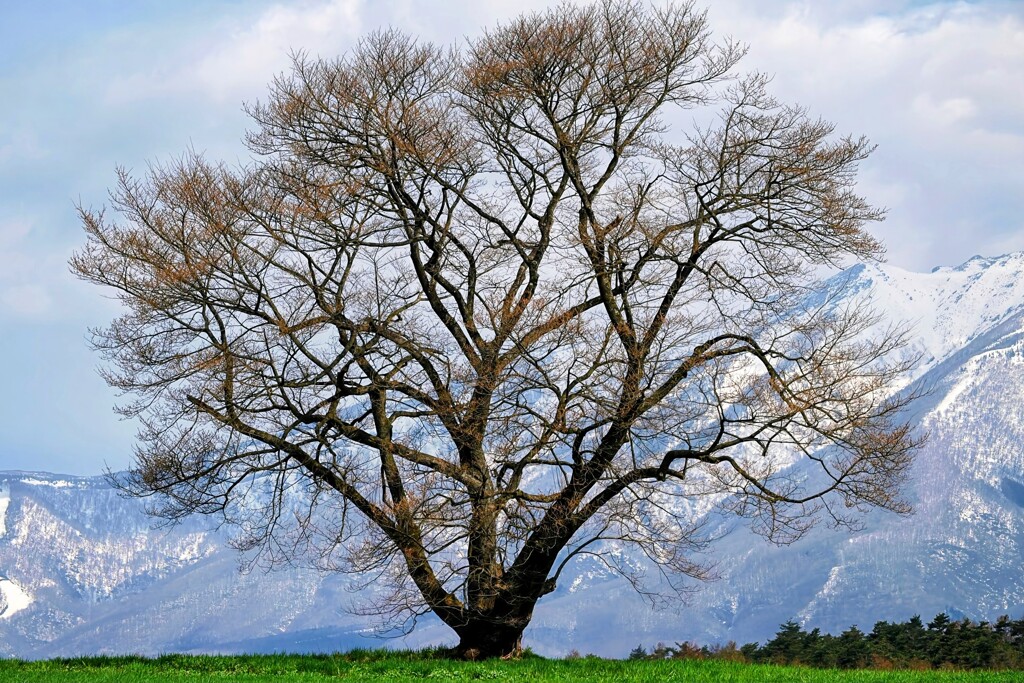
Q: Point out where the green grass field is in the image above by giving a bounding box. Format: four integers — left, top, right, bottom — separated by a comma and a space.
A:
1, 652, 1022, 683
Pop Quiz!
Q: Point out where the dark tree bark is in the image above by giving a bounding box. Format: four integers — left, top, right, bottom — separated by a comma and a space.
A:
71, 0, 921, 660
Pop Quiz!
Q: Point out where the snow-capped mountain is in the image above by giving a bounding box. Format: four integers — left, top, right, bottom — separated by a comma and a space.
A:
4, 252, 1024, 658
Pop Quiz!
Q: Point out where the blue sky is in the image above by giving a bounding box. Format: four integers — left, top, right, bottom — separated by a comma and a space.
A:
1, 0, 1022, 475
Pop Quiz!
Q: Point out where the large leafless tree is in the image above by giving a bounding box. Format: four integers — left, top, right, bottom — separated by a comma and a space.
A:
72, 0, 920, 659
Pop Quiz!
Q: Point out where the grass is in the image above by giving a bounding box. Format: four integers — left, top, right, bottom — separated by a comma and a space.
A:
1, 651, 1022, 682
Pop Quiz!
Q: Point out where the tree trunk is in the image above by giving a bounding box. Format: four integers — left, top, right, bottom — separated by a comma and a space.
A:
453, 621, 527, 660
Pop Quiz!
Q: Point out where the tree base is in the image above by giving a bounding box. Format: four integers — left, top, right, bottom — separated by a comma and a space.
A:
453, 630, 524, 660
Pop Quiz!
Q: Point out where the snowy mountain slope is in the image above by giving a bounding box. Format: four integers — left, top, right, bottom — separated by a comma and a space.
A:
3, 253, 1024, 658
0, 472, 392, 658
825, 253, 1024, 378
0, 483, 9, 538
501, 255, 1024, 653
537, 254, 1024, 649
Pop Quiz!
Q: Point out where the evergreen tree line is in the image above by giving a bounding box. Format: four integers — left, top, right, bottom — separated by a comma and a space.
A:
628, 613, 1024, 670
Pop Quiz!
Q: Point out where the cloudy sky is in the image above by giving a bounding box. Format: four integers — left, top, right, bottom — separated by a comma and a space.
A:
1, 0, 1022, 476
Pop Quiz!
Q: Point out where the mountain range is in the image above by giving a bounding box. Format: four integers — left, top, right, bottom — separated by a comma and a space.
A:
3, 252, 1024, 658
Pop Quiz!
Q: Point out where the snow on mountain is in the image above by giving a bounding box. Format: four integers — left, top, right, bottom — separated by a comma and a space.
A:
0, 579, 32, 621
827, 252, 1024, 379
3, 253, 1024, 658
0, 483, 8, 538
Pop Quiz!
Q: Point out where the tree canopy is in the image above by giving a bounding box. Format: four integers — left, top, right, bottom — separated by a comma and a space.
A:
72, 0, 919, 659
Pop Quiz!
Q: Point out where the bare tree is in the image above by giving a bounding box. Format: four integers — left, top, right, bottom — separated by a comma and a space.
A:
72, 0, 920, 659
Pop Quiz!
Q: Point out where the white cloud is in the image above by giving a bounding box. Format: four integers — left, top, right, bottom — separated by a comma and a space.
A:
0, 219, 39, 289
0, 284, 54, 319
0, 219, 70, 321
0, 218, 32, 249
703, 0, 1024, 270
0, 131, 46, 165
189, 0, 364, 102
98, 0, 580, 109
914, 95, 977, 127
103, 0, 364, 106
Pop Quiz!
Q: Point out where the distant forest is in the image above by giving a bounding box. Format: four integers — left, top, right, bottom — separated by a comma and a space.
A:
629, 614, 1024, 670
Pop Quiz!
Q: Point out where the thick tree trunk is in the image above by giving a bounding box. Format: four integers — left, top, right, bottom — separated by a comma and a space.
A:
453, 622, 526, 660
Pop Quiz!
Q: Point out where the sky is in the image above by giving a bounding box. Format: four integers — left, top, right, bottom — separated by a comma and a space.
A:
1, 0, 1022, 476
